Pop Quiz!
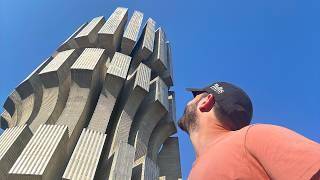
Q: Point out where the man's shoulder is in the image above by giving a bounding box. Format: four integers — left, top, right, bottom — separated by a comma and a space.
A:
241, 123, 290, 136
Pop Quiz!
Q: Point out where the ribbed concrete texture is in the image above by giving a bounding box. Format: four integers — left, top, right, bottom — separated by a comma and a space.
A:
1, 7, 181, 180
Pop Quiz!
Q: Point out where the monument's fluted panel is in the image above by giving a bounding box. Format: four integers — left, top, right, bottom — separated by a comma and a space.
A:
121, 11, 144, 55
1, 7, 181, 180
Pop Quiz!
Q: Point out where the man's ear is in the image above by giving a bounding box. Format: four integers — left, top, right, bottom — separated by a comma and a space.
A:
199, 94, 215, 112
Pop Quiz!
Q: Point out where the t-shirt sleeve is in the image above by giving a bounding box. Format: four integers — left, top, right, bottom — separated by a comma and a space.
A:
245, 124, 320, 180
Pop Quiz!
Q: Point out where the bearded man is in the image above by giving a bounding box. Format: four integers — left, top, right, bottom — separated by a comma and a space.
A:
178, 82, 320, 180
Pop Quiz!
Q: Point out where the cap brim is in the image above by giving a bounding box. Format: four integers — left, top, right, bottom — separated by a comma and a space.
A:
186, 87, 206, 97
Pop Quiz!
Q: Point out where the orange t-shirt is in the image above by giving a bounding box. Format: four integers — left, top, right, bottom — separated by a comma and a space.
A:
188, 124, 320, 180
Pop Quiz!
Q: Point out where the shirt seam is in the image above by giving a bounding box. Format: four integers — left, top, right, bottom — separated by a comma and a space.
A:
244, 124, 271, 179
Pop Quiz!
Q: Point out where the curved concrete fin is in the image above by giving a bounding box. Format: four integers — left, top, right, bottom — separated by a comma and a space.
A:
0, 125, 33, 179
14, 57, 55, 126
74, 16, 106, 48
157, 137, 182, 180
57, 22, 88, 52
108, 63, 151, 158
145, 28, 168, 76
8, 125, 68, 180
129, 18, 156, 73
129, 76, 169, 160
3, 91, 21, 127
1, 111, 11, 129
4, 29, 55, 129
63, 128, 106, 180
88, 52, 131, 133
0, 7, 180, 180
108, 143, 135, 180
132, 155, 159, 180
98, 7, 128, 52
56, 48, 106, 156
160, 41, 173, 87
148, 91, 177, 161
121, 11, 144, 55
29, 49, 80, 132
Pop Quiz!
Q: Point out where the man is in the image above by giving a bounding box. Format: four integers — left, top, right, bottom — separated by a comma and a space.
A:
178, 82, 320, 180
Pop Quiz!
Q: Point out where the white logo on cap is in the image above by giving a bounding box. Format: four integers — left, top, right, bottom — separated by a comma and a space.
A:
210, 83, 224, 94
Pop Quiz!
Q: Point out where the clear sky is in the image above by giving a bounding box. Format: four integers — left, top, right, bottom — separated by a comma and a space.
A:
1, 0, 319, 179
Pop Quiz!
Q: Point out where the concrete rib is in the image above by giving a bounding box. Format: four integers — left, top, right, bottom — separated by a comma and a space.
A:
148, 91, 177, 162
88, 52, 131, 133
8, 125, 68, 180
56, 48, 106, 156
145, 28, 168, 76
108, 63, 151, 157
29, 49, 79, 132
129, 76, 169, 160
57, 22, 88, 52
132, 155, 159, 180
0, 125, 32, 180
3, 91, 21, 128
130, 18, 156, 70
74, 16, 105, 47
97, 7, 128, 52
1, 111, 11, 129
158, 137, 182, 180
160, 41, 173, 87
108, 143, 135, 180
62, 128, 106, 180
121, 11, 144, 55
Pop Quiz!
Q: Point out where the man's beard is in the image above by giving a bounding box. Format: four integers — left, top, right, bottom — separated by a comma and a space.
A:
178, 103, 198, 134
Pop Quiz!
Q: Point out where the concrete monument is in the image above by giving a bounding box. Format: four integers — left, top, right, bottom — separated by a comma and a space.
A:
0, 7, 182, 180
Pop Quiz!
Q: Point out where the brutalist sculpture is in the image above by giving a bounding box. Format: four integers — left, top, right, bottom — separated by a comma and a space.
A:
0, 7, 181, 180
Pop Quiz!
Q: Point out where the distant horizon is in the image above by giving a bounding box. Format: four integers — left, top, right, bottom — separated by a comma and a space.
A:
1, 1, 319, 179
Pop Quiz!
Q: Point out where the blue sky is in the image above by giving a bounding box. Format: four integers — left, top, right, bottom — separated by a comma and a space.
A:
1, 0, 319, 179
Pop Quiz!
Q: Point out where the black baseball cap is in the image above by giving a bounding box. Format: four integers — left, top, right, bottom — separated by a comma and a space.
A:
186, 82, 253, 130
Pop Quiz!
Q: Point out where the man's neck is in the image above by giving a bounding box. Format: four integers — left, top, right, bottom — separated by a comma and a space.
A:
190, 122, 230, 157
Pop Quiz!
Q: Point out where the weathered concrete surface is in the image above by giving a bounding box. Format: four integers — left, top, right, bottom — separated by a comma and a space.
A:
57, 23, 88, 52
129, 76, 169, 160
98, 7, 128, 52
121, 11, 144, 55
56, 48, 107, 155
74, 16, 105, 47
0, 7, 181, 180
132, 155, 159, 180
63, 128, 106, 180
108, 143, 135, 180
29, 49, 79, 133
129, 18, 156, 74
158, 137, 182, 180
148, 91, 177, 162
8, 125, 68, 180
108, 63, 151, 157
1, 111, 11, 129
88, 52, 131, 133
0, 125, 32, 180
